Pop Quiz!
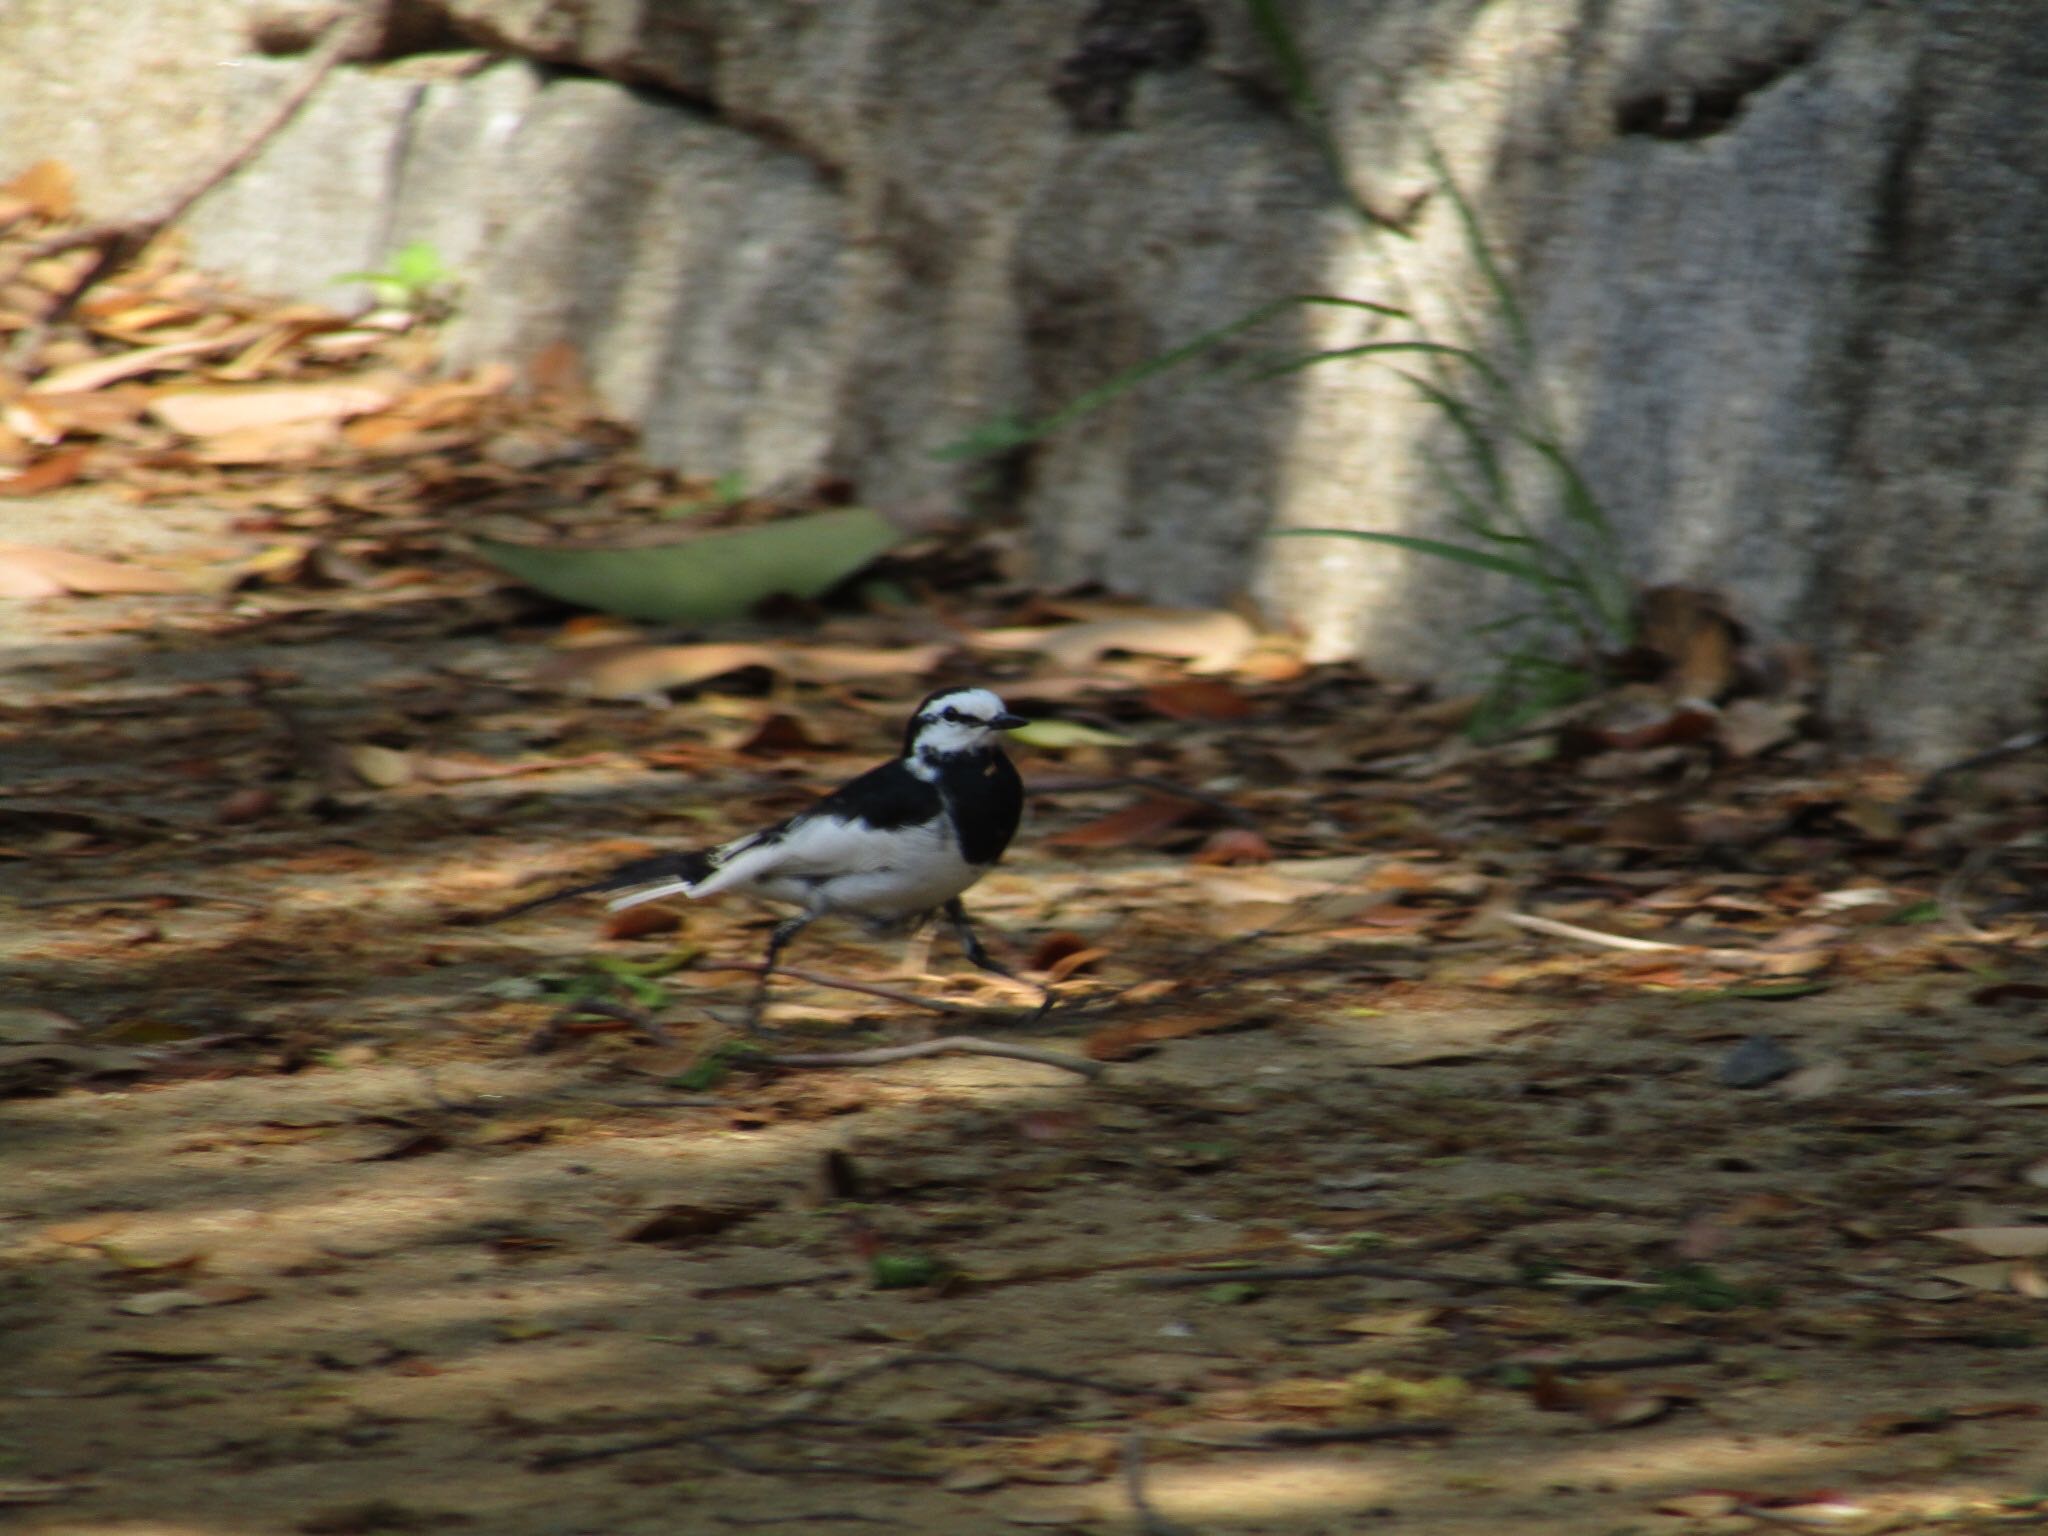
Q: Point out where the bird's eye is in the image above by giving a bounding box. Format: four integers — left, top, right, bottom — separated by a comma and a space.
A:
941, 708, 961, 722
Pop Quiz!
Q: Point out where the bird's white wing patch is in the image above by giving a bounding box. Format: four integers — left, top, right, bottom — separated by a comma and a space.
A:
692, 811, 979, 923
693, 812, 938, 894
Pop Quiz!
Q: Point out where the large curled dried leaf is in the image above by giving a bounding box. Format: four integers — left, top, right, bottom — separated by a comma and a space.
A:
476, 507, 904, 624
0, 543, 193, 597
975, 607, 1258, 672
149, 378, 400, 437
535, 639, 949, 699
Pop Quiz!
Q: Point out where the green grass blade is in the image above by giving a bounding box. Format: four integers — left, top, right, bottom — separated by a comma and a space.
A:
1400, 371, 1509, 510
1252, 340, 1508, 390
1299, 295, 1411, 321
1518, 435, 1633, 640
937, 292, 1407, 463
1417, 444, 1498, 542
1271, 527, 1551, 583
935, 295, 1302, 461
1421, 136, 1530, 361
1243, 0, 1411, 239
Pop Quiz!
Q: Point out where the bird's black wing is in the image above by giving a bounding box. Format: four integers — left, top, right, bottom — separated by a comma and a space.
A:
793, 757, 945, 835
480, 758, 943, 924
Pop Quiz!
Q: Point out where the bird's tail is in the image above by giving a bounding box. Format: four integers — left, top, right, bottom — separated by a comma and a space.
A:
481, 851, 714, 924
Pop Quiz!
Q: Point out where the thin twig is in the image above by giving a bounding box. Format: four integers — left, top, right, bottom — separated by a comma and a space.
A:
713, 1516, 890, 1529
1531, 1345, 1713, 1377
723, 963, 988, 1017
3, 4, 373, 357
1915, 722, 2048, 797
1166, 1420, 1456, 1450
14, 891, 263, 912
150, 1029, 278, 1056
601, 1097, 729, 1110
532, 1427, 929, 1480
692, 1270, 854, 1299
1123, 1431, 1197, 1536
764, 1035, 1103, 1080
1250, 1421, 1456, 1446
529, 1350, 1173, 1471
1135, 1259, 1508, 1290
822, 1351, 1178, 1403
1504, 913, 1825, 974
1173, 855, 1395, 984
972, 1237, 1300, 1291
1500, 911, 1688, 953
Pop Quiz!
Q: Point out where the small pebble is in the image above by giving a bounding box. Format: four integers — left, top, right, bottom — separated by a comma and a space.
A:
1719, 1032, 1800, 1088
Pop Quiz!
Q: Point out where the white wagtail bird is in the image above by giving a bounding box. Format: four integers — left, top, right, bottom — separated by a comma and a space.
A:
497, 687, 1039, 1028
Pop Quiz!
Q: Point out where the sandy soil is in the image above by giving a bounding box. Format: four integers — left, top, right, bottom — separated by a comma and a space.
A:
5, 494, 2048, 1536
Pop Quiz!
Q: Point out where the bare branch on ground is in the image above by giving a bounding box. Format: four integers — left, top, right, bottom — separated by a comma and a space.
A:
3, 4, 375, 361
765, 1034, 1102, 1079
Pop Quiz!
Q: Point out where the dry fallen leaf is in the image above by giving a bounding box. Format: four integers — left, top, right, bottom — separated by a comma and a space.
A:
150, 378, 400, 437
1931, 1226, 2048, 1259
1931, 1261, 2025, 1292
1635, 584, 1743, 701
976, 607, 1258, 673
1527, 1366, 1686, 1429
6, 158, 74, 219
0, 1479, 92, 1507
1145, 678, 1256, 720
1085, 1012, 1259, 1062
8, 388, 151, 442
538, 639, 954, 698
1191, 827, 1274, 866
0, 543, 192, 597
347, 743, 414, 789
1719, 697, 1806, 759
191, 417, 342, 465
116, 1283, 264, 1316
0, 446, 91, 496
32, 328, 268, 395
621, 1205, 759, 1244
603, 905, 680, 941
0, 1005, 79, 1044
1041, 945, 1108, 985
732, 712, 822, 756
41, 1215, 128, 1246
1044, 794, 1200, 849
1653, 1493, 1741, 1519
1337, 1306, 1450, 1337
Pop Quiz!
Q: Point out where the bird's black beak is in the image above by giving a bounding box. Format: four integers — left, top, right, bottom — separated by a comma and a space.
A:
993, 711, 1029, 731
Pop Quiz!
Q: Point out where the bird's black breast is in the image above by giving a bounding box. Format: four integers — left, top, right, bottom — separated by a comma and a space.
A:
931, 748, 1023, 867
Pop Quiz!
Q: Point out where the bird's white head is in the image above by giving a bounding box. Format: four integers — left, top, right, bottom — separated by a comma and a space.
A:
903, 687, 1027, 762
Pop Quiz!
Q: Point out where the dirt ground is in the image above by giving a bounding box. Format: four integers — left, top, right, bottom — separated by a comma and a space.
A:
7, 493, 2048, 1536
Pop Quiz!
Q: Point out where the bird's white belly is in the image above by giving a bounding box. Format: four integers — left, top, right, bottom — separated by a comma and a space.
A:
711, 813, 985, 927
759, 850, 982, 924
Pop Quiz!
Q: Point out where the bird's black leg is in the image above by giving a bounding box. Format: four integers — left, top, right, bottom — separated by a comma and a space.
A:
944, 899, 1052, 1016
747, 914, 813, 1033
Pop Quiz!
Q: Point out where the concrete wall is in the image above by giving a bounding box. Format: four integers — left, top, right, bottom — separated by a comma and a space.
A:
3, 0, 2042, 764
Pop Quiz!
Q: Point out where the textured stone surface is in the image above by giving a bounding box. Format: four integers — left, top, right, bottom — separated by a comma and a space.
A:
1, 0, 2044, 762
